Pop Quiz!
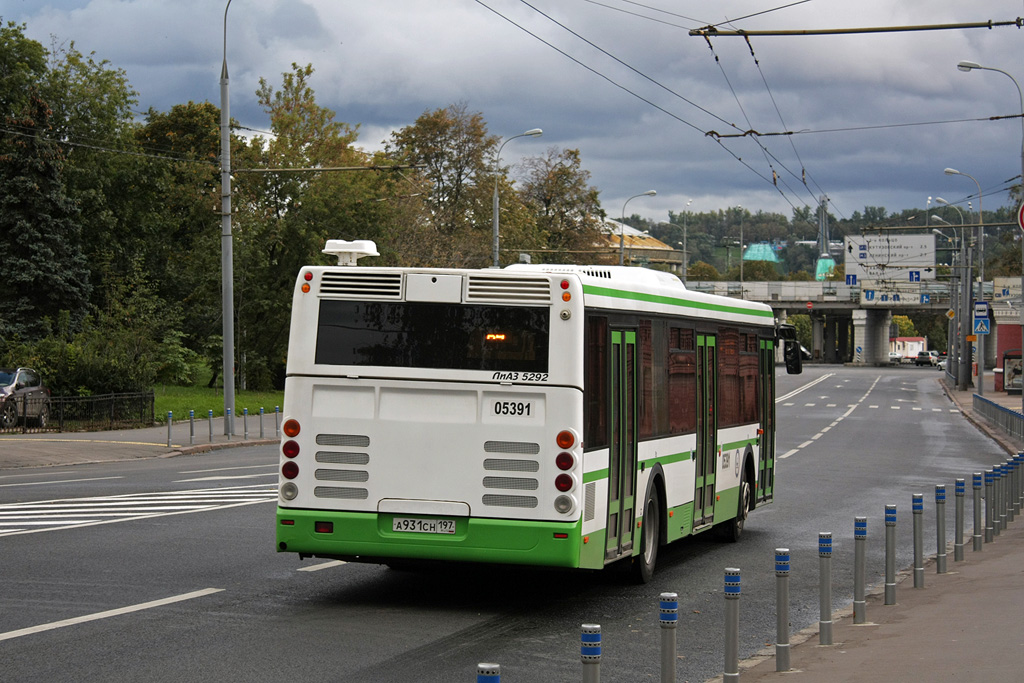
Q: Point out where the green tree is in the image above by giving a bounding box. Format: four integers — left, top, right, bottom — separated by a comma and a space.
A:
687, 261, 721, 280
518, 147, 605, 264
0, 91, 91, 339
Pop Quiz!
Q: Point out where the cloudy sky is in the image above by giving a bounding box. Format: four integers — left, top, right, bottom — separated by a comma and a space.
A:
7, 0, 1024, 225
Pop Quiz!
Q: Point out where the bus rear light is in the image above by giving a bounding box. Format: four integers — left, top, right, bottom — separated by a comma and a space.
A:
554, 494, 574, 514
314, 521, 334, 534
282, 440, 300, 458
283, 419, 300, 437
280, 519, 295, 526
554, 474, 573, 492
553, 532, 569, 539
281, 482, 298, 500
560, 279, 570, 290
556, 430, 575, 449
304, 271, 313, 281
562, 292, 571, 302
555, 452, 574, 470
301, 283, 311, 293
282, 461, 299, 479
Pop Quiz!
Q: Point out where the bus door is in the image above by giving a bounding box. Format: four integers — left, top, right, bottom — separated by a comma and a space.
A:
606, 328, 638, 561
757, 339, 776, 502
694, 334, 717, 529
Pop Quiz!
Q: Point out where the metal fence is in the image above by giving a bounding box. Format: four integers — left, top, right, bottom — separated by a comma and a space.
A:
0, 392, 155, 435
973, 393, 1024, 441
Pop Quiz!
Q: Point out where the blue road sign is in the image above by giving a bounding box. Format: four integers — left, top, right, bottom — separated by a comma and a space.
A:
974, 317, 990, 335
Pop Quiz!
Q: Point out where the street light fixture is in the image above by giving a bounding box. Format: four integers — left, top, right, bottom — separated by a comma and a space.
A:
492, 128, 542, 267
945, 167, 985, 395
957, 59, 1024, 409
220, 0, 235, 435
619, 190, 656, 265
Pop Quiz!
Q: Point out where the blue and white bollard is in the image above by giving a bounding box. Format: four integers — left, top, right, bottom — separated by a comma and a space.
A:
985, 469, 994, 543
819, 532, 833, 644
476, 663, 500, 682
275, 406, 281, 438
912, 493, 924, 588
935, 485, 947, 574
581, 624, 601, 683
166, 411, 173, 447
775, 549, 791, 672
954, 478, 965, 562
972, 472, 983, 551
208, 409, 214, 443
226, 408, 232, 440
189, 409, 195, 446
854, 516, 867, 623
243, 407, 249, 440
885, 505, 897, 605
659, 592, 678, 683
259, 407, 265, 439
724, 568, 741, 681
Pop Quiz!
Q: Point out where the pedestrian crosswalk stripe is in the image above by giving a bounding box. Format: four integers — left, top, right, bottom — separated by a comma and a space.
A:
0, 484, 276, 537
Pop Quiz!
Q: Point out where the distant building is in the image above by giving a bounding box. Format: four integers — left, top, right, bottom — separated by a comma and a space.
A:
600, 219, 683, 272
891, 336, 927, 357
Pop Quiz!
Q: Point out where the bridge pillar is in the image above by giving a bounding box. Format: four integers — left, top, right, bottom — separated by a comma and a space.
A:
851, 308, 892, 365
812, 315, 824, 362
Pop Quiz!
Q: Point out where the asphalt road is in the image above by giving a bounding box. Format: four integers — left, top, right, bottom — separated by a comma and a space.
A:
0, 365, 1006, 682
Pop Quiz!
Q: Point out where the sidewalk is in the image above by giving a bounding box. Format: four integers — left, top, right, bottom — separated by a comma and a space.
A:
714, 373, 1024, 682
0, 415, 278, 469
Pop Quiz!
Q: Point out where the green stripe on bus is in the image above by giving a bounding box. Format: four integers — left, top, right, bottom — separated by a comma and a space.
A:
583, 469, 608, 483
582, 285, 775, 319
720, 437, 757, 452
641, 450, 692, 469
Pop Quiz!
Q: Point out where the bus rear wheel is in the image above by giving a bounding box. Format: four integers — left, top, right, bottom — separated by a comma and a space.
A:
632, 490, 660, 583
717, 472, 751, 543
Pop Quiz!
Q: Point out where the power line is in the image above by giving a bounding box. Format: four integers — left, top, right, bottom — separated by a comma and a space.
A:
690, 17, 1024, 37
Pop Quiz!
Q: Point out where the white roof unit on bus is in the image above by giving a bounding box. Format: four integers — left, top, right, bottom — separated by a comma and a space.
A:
323, 239, 379, 266
504, 264, 685, 290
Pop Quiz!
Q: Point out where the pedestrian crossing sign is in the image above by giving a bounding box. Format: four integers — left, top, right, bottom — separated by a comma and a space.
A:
973, 317, 990, 334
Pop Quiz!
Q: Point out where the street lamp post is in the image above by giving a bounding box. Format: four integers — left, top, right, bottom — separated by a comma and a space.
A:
619, 190, 656, 266
945, 167, 984, 395
934, 204, 966, 382
683, 199, 692, 280
492, 128, 542, 267
737, 205, 744, 285
220, 0, 235, 436
957, 60, 1024, 409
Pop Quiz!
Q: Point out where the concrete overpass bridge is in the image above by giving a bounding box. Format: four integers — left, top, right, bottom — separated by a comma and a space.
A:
686, 280, 1014, 368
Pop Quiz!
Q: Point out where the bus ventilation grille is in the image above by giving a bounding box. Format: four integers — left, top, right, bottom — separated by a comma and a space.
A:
315, 451, 370, 465
319, 272, 402, 299
466, 276, 550, 303
315, 469, 369, 483
314, 486, 369, 500
316, 434, 371, 447
482, 494, 538, 508
484, 441, 540, 455
483, 476, 539, 491
484, 458, 539, 472
584, 482, 596, 522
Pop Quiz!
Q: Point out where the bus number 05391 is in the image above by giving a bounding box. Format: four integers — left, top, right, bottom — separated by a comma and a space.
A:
493, 401, 533, 416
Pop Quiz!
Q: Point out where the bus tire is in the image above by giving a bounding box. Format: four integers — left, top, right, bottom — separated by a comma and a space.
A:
718, 469, 752, 543
632, 488, 660, 584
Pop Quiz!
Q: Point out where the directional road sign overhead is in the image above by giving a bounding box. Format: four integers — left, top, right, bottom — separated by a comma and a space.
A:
845, 234, 936, 282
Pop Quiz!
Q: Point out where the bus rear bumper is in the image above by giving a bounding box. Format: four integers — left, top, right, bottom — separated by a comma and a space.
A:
276, 508, 583, 568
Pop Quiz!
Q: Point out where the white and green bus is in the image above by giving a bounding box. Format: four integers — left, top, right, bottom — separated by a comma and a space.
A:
276, 240, 802, 581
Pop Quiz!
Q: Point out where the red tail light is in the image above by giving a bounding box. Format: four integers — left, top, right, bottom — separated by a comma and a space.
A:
555, 452, 574, 470
282, 440, 300, 458
282, 461, 299, 479
555, 474, 573, 492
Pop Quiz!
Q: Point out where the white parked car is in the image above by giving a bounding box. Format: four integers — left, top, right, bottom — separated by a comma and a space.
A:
888, 352, 903, 364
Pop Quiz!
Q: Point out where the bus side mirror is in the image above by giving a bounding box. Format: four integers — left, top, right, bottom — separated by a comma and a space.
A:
783, 340, 803, 375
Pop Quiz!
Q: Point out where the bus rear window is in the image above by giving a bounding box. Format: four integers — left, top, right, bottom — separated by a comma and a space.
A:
315, 300, 549, 372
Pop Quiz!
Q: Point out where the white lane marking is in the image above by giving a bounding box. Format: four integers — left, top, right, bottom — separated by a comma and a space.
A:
178, 465, 276, 474
298, 560, 347, 572
0, 485, 276, 536
0, 477, 123, 489
175, 473, 277, 482
776, 373, 835, 402
779, 375, 880, 459
0, 588, 224, 642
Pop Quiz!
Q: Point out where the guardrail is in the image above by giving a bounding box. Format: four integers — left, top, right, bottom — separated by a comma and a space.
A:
973, 393, 1024, 440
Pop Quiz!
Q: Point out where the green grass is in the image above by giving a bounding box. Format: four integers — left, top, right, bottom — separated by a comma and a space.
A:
153, 384, 284, 424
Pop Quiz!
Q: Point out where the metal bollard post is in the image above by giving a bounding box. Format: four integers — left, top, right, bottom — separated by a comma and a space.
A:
854, 517, 867, 623
1008, 461, 1016, 523
935, 485, 947, 574
912, 494, 924, 588
884, 505, 897, 605
818, 533, 833, 645
166, 411, 173, 447
243, 408, 249, 440
275, 406, 281, 438
985, 469, 994, 543
226, 408, 232, 440
659, 592, 678, 683
1016, 454, 1024, 514
775, 549, 791, 672
189, 409, 195, 446
994, 465, 1003, 536
1012, 455, 1021, 517
208, 409, 214, 443
260, 407, 265, 439
581, 624, 601, 683
476, 663, 499, 682
724, 568, 741, 682
972, 473, 983, 551
954, 478, 965, 562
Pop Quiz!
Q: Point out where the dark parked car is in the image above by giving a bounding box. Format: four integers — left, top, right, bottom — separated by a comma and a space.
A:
914, 351, 939, 366
0, 367, 50, 429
